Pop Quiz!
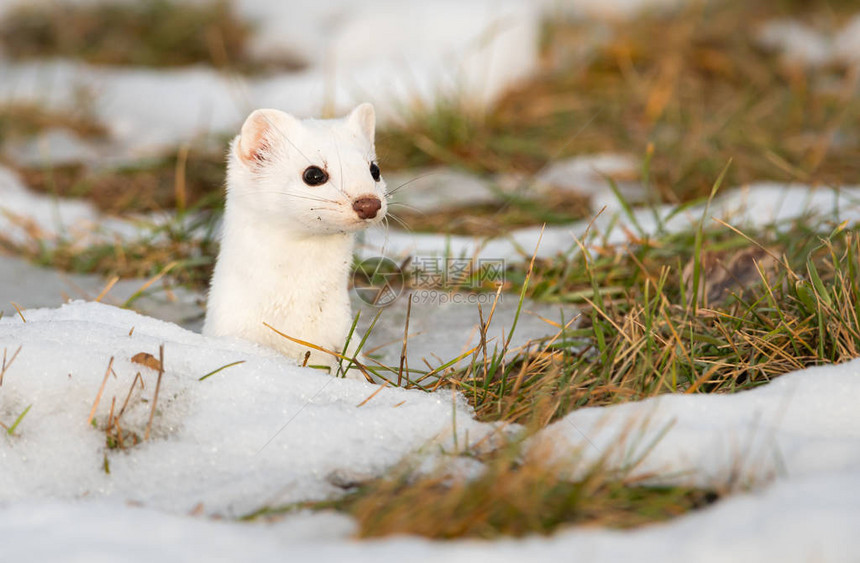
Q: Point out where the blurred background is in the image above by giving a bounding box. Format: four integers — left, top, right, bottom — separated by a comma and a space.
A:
0, 0, 857, 325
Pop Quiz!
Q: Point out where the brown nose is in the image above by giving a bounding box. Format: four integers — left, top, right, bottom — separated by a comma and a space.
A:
353, 197, 382, 220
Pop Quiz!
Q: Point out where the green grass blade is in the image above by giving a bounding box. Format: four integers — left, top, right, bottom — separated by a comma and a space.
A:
7, 404, 31, 435
199, 360, 245, 381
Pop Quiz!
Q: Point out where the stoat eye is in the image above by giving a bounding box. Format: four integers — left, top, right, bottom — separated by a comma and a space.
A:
370, 162, 381, 182
302, 166, 328, 186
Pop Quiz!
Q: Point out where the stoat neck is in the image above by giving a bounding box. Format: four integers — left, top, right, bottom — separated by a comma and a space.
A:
219, 204, 355, 282
203, 199, 356, 361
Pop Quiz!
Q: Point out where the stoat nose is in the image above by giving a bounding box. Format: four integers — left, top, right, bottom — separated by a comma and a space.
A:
353, 196, 382, 220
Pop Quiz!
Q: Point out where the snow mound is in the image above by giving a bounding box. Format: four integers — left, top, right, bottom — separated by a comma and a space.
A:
2, 362, 859, 561
0, 301, 493, 516
540, 360, 860, 486
1, 300, 859, 560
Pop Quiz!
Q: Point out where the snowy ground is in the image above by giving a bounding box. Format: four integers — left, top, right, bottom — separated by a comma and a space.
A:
2, 181, 858, 561
366, 181, 860, 262
0, 0, 539, 161
758, 14, 860, 67
1, 303, 858, 561
1, 0, 860, 560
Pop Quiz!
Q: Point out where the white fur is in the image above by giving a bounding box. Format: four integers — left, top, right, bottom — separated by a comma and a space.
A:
203, 104, 387, 372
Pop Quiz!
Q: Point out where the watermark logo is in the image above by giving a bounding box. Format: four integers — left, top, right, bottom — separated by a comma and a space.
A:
409, 257, 505, 289
352, 257, 404, 306
353, 256, 507, 307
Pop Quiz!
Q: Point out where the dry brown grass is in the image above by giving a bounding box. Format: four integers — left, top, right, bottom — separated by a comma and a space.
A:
0, 101, 106, 145
443, 218, 860, 426
378, 0, 860, 204
12, 148, 226, 214
0, 0, 304, 73
392, 188, 591, 236
249, 436, 720, 538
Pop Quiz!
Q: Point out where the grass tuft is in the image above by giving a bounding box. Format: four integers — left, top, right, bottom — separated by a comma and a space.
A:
0, 201, 220, 291
0, 101, 106, 146
247, 436, 720, 538
392, 187, 591, 236
377, 0, 860, 203
0, 0, 304, 73
447, 211, 860, 425
13, 147, 227, 214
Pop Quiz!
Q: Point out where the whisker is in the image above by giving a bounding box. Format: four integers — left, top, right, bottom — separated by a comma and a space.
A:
381, 216, 391, 257
259, 112, 313, 166
387, 201, 425, 215
281, 137, 313, 166
231, 191, 341, 205
333, 133, 348, 198
387, 212, 412, 232
365, 216, 392, 259
386, 171, 440, 197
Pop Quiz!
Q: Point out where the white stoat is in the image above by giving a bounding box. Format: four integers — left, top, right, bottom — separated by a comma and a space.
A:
203, 104, 387, 372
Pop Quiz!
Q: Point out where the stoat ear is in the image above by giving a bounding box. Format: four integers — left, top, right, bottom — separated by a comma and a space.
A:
347, 103, 376, 142
236, 109, 295, 166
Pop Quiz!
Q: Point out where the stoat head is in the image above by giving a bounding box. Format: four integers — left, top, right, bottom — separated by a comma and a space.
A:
227, 103, 387, 235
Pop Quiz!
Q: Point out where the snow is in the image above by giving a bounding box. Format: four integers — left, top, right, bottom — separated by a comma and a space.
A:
0, 166, 98, 244
0, 306, 858, 561
538, 0, 687, 20
386, 168, 505, 212
535, 153, 646, 212
22, 159, 855, 297
540, 360, 860, 486
758, 14, 860, 67
0, 301, 495, 515
2, 475, 858, 563
353, 292, 579, 369
757, 20, 834, 67
0, 0, 539, 157
0, 255, 203, 328
0, 0, 737, 160
364, 182, 860, 262
384, 155, 644, 216
0, 164, 211, 264
834, 16, 860, 65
